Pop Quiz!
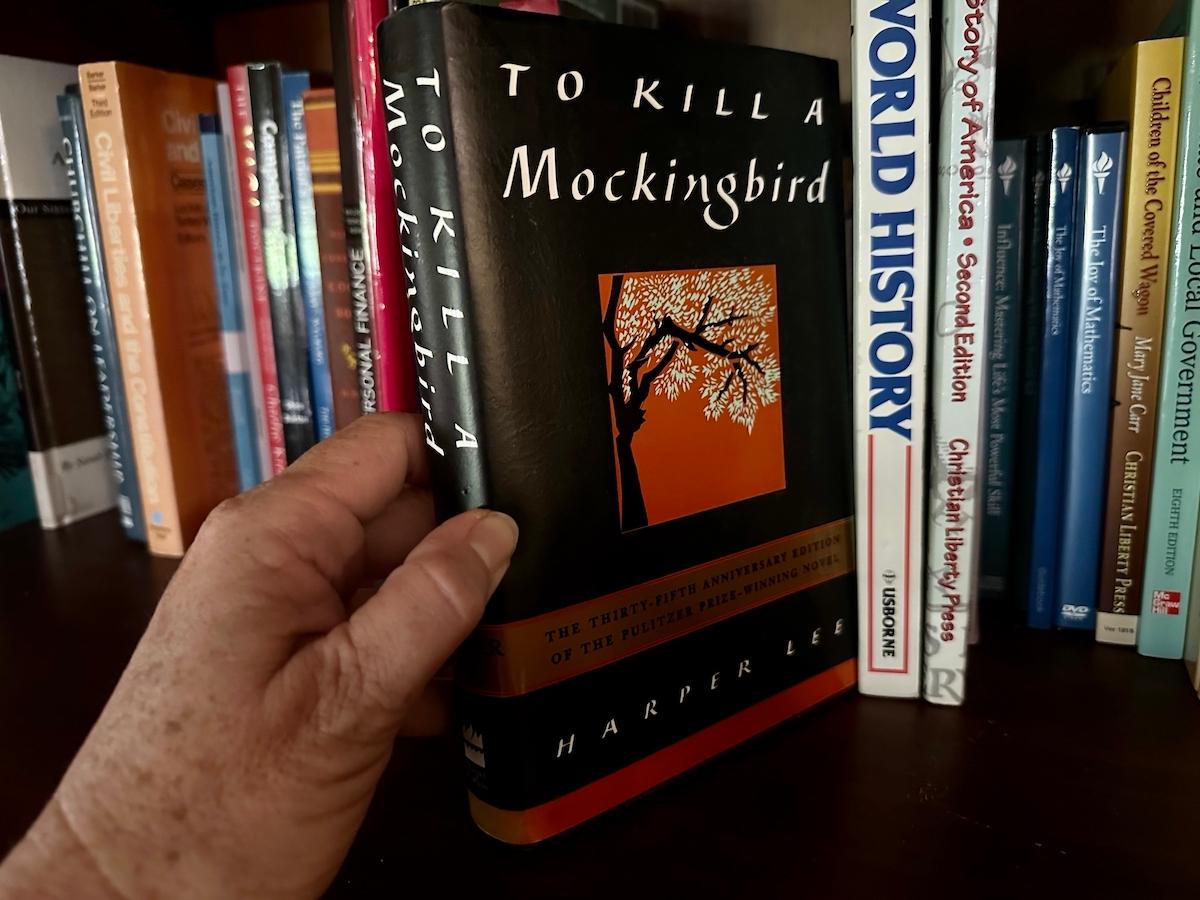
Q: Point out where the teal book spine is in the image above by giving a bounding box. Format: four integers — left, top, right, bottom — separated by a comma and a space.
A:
1141, 2, 1200, 659
0, 293, 36, 530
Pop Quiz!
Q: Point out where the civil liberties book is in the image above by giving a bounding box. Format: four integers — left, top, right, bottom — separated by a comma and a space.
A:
923, 0, 997, 704
379, 2, 855, 842
1055, 128, 1126, 630
1094, 38, 1184, 645
0, 55, 116, 529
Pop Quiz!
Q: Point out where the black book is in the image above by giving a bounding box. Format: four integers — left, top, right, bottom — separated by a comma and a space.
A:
380, 3, 854, 843
247, 62, 316, 460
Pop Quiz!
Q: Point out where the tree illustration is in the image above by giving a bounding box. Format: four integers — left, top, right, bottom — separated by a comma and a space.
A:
602, 267, 782, 530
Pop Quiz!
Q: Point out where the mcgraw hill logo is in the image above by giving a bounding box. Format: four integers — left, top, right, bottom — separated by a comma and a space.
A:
997, 155, 1018, 196
1092, 151, 1114, 195
1152, 590, 1181, 616
1056, 162, 1073, 193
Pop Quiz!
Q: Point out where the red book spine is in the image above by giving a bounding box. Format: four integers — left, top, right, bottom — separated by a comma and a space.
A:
228, 65, 287, 476
347, 0, 416, 413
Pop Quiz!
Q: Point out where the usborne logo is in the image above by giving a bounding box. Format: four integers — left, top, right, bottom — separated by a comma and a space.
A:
1152, 590, 1181, 616
1092, 151, 1113, 195
1056, 162, 1073, 193
997, 155, 1017, 196
1060, 603, 1090, 621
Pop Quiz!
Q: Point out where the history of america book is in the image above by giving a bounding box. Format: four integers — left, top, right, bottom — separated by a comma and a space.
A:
379, 2, 855, 842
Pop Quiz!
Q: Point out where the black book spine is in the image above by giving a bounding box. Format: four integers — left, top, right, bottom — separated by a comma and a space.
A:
378, 8, 488, 518
248, 63, 316, 461
330, 0, 379, 414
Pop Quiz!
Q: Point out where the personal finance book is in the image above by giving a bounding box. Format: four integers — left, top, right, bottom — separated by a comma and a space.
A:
380, 2, 855, 843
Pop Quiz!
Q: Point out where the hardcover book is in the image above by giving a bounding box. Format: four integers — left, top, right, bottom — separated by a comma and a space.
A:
1141, 21, 1200, 659
302, 88, 361, 430
379, 2, 855, 842
979, 137, 1028, 600
199, 115, 263, 492
923, 0, 998, 704
283, 72, 336, 441
0, 55, 116, 530
57, 88, 145, 540
247, 62, 316, 462
852, 0, 930, 697
1094, 38, 1184, 645
0, 293, 36, 531
1055, 128, 1127, 630
1024, 126, 1081, 629
79, 61, 239, 557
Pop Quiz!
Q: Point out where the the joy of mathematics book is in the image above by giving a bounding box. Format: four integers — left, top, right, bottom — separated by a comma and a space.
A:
851, 0, 931, 698
379, 2, 855, 843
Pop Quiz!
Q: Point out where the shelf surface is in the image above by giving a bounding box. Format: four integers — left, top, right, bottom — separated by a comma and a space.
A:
2, 512, 1199, 896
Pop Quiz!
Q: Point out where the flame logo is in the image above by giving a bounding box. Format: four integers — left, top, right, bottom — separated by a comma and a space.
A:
1092, 150, 1114, 195
997, 155, 1018, 196
1056, 162, 1073, 193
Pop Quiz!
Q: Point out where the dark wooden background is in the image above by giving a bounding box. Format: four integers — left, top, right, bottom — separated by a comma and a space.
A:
3, 511, 1199, 897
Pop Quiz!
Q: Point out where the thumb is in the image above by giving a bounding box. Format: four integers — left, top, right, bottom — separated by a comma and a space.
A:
309, 508, 518, 738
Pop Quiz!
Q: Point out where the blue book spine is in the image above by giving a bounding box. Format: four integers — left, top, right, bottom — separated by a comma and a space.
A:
1026, 126, 1082, 629
0, 296, 36, 531
57, 91, 145, 541
282, 71, 334, 441
980, 138, 1029, 598
1055, 129, 1127, 630
200, 116, 262, 492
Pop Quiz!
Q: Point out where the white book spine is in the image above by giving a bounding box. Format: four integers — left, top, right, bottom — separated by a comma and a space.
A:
852, 0, 932, 698
922, 0, 999, 705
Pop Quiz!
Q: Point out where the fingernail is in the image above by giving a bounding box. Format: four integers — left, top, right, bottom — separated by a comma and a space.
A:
469, 511, 519, 575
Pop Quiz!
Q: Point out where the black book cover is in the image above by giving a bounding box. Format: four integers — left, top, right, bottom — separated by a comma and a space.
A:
380, 3, 854, 842
329, 0, 378, 413
247, 62, 316, 460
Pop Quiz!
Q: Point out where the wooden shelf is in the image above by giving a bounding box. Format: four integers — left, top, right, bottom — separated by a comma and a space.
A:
2, 512, 1199, 895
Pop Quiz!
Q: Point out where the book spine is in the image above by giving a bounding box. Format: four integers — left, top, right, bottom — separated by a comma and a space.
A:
1025, 127, 1081, 629
80, 63, 184, 556
922, 0, 997, 703
1142, 24, 1200, 659
227, 67, 288, 477
303, 89, 361, 431
1097, 43, 1184, 645
283, 73, 335, 442
331, 0, 378, 414
199, 117, 263, 492
979, 138, 1028, 600
1056, 129, 1127, 630
0, 295, 37, 530
347, 0, 417, 414
851, 0, 930, 697
217, 83, 274, 480
58, 91, 145, 541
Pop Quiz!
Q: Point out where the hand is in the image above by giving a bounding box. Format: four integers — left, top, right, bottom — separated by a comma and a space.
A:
0, 413, 518, 899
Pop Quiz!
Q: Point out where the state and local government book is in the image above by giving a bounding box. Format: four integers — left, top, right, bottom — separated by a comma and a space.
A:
0, 55, 116, 530
1024, 127, 1081, 629
1055, 127, 1126, 630
923, 0, 997, 704
1095, 38, 1184, 645
0, 295, 36, 531
79, 61, 239, 557
1181, 0, 1200, 688
58, 87, 145, 541
852, 0, 930, 697
380, 2, 855, 841
979, 138, 1028, 601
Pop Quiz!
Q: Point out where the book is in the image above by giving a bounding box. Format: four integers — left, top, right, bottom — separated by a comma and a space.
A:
199, 114, 264, 492
57, 87, 145, 540
0, 55, 116, 530
0, 293, 36, 531
922, 0, 998, 702
247, 63, 316, 462
345, 0, 417, 413
302, 88, 361, 430
226, 68, 288, 477
1141, 25, 1200, 659
79, 61, 239, 557
979, 138, 1028, 601
1055, 128, 1127, 630
329, 0, 378, 414
852, 0, 930, 696
1024, 127, 1081, 629
1094, 38, 1185, 645
379, 2, 855, 842
283, 72, 335, 442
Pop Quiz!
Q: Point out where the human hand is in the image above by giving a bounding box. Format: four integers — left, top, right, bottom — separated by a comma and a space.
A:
0, 413, 517, 899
